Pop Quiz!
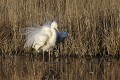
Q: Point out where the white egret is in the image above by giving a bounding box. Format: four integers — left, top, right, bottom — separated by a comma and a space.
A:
22, 21, 59, 61
22, 21, 68, 61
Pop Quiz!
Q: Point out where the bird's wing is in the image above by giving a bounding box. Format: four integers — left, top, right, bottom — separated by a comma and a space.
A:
24, 33, 49, 50
42, 21, 51, 27
32, 33, 49, 50
23, 27, 48, 48
22, 27, 41, 35
22, 22, 52, 50
21, 21, 52, 38
21, 27, 42, 41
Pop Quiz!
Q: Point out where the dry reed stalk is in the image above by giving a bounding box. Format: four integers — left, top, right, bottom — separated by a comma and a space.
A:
0, 0, 119, 56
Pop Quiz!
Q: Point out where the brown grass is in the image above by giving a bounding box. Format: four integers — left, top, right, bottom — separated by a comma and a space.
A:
0, 56, 119, 80
0, 0, 120, 56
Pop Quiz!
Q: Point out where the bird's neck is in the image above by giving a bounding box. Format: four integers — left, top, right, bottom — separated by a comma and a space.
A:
50, 28, 57, 45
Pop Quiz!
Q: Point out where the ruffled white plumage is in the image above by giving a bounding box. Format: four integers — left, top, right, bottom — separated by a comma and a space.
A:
22, 21, 58, 52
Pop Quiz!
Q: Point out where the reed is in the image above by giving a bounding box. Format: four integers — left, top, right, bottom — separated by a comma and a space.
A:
0, 0, 120, 56
0, 56, 119, 80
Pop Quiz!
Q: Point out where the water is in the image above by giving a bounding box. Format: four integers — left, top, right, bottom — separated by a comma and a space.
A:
0, 55, 119, 80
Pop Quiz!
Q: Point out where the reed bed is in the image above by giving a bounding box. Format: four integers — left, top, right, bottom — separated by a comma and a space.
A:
0, 0, 120, 56
0, 56, 119, 80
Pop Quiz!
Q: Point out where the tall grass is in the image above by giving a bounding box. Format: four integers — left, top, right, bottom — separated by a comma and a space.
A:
0, 0, 120, 56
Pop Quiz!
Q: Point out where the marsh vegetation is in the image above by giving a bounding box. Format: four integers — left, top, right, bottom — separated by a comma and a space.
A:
0, 56, 119, 80
0, 0, 120, 80
0, 0, 120, 56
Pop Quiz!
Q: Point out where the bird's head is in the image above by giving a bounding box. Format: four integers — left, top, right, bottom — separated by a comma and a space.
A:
51, 21, 59, 32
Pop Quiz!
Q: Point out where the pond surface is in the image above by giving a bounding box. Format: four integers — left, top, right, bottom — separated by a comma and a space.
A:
0, 55, 120, 80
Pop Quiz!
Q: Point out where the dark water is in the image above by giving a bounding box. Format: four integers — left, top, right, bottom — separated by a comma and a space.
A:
0, 55, 120, 80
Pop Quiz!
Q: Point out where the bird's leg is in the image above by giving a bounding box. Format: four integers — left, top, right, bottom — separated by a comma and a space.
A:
42, 51, 45, 62
48, 50, 51, 62
35, 51, 38, 58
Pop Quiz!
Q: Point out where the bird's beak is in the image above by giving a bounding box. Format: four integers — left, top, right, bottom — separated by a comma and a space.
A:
56, 28, 59, 32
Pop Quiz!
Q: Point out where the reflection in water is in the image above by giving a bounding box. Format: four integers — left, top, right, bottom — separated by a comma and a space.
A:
0, 55, 119, 80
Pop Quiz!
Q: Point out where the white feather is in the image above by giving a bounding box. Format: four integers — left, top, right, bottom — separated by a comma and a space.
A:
22, 21, 58, 52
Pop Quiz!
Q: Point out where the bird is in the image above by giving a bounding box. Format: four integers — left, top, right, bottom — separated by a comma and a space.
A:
22, 21, 68, 61
22, 21, 59, 61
